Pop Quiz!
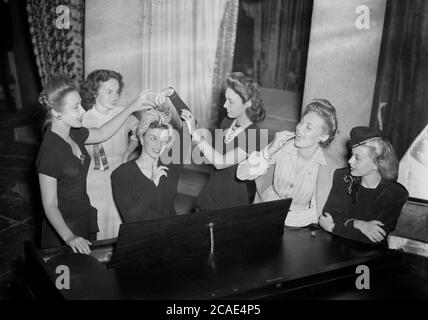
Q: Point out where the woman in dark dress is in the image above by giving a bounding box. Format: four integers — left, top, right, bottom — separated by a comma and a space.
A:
319, 126, 409, 245
36, 74, 154, 253
163, 72, 266, 211
111, 107, 187, 222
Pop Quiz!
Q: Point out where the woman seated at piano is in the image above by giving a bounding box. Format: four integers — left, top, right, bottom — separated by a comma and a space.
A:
319, 127, 409, 245
36, 74, 154, 254
236, 100, 343, 227
111, 102, 190, 222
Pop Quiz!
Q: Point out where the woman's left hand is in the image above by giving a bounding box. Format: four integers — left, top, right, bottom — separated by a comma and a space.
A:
155, 87, 175, 106
180, 109, 197, 135
319, 212, 335, 232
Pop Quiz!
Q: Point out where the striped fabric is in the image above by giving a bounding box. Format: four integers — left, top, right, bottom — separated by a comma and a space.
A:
93, 144, 109, 171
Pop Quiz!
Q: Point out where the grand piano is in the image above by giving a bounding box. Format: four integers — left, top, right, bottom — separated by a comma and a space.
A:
17, 199, 428, 300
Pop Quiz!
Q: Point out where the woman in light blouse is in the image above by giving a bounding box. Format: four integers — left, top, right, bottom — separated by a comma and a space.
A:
237, 100, 343, 227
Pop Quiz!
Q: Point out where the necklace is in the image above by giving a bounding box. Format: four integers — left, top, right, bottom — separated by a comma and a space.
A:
224, 120, 249, 144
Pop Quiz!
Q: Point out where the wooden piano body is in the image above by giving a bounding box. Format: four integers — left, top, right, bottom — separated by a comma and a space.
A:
17, 200, 428, 300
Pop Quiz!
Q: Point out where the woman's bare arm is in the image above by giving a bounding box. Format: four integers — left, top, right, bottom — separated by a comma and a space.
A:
38, 174, 91, 254
86, 91, 154, 144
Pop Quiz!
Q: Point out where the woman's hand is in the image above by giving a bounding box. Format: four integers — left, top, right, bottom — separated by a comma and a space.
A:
128, 89, 156, 112
319, 212, 335, 232
155, 87, 175, 106
151, 158, 169, 186
180, 109, 197, 136
354, 220, 386, 243
268, 130, 295, 157
65, 234, 92, 254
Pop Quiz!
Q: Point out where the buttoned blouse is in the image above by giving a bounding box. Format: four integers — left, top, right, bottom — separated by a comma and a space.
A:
237, 142, 327, 227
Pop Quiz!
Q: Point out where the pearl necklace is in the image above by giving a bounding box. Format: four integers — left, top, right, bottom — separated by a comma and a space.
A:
224, 120, 248, 144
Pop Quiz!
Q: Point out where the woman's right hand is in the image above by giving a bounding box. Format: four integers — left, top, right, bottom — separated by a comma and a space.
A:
128, 89, 157, 112
354, 220, 386, 243
65, 235, 92, 254
268, 130, 295, 155
151, 158, 169, 186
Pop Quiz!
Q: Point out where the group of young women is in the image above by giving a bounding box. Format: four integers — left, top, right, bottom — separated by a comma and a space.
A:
36, 71, 408, 254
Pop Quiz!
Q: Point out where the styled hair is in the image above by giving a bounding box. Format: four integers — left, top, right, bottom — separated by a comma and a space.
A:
226, 72, 265, 123
303, 99, 338, 147
362, 138, 399, 181
38, 73, 78, 132
137, 109, 172, 138
80, 69, 124, 110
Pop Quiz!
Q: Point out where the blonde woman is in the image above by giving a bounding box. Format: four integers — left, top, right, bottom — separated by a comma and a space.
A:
237, 100, 343, 227
111, 107, 188, 222
319, 126, 408, 245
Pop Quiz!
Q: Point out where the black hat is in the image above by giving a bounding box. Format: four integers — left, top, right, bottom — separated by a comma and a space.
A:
349, 126, 386, 148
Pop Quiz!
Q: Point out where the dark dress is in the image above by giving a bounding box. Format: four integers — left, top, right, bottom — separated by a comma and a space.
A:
111, 160, 182, 222
111, 91, 190, 223
36, 128, 98, 248
195, 117, 264, 211
323, 167, 409, 245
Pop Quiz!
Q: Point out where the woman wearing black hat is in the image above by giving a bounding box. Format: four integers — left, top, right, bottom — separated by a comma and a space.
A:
319, 126, 408, 245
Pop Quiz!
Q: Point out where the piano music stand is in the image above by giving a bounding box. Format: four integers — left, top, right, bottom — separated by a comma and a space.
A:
107, 199, 292, 271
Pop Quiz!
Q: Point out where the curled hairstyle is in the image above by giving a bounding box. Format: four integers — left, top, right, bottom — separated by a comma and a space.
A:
226, 72, 265, 123
362, 138, 399, 181
80, 69, 124, 110
303, 99, 338, 147
137, 109, 172, 138
38, 73, 77, 132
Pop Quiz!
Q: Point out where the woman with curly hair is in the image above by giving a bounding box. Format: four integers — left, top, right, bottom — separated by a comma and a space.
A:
36, 73, 153, 253
319, 127, 408, 245
80, 69, 142, 240
160, 72, 267, 211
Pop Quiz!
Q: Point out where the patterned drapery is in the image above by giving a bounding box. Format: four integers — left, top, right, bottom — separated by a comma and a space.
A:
26, 0, 85, 87
211, 0, 239, 127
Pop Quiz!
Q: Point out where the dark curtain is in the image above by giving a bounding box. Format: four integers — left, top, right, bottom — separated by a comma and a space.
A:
211, 0, 240, 127
242, 0, 313, 92
26, 0, 85, 87
371, 0, 428, 159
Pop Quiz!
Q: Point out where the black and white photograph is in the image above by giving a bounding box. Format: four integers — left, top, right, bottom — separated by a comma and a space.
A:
0, 0, 428, 306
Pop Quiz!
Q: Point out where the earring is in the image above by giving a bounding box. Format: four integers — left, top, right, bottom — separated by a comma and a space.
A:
51, 109, 62, 121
